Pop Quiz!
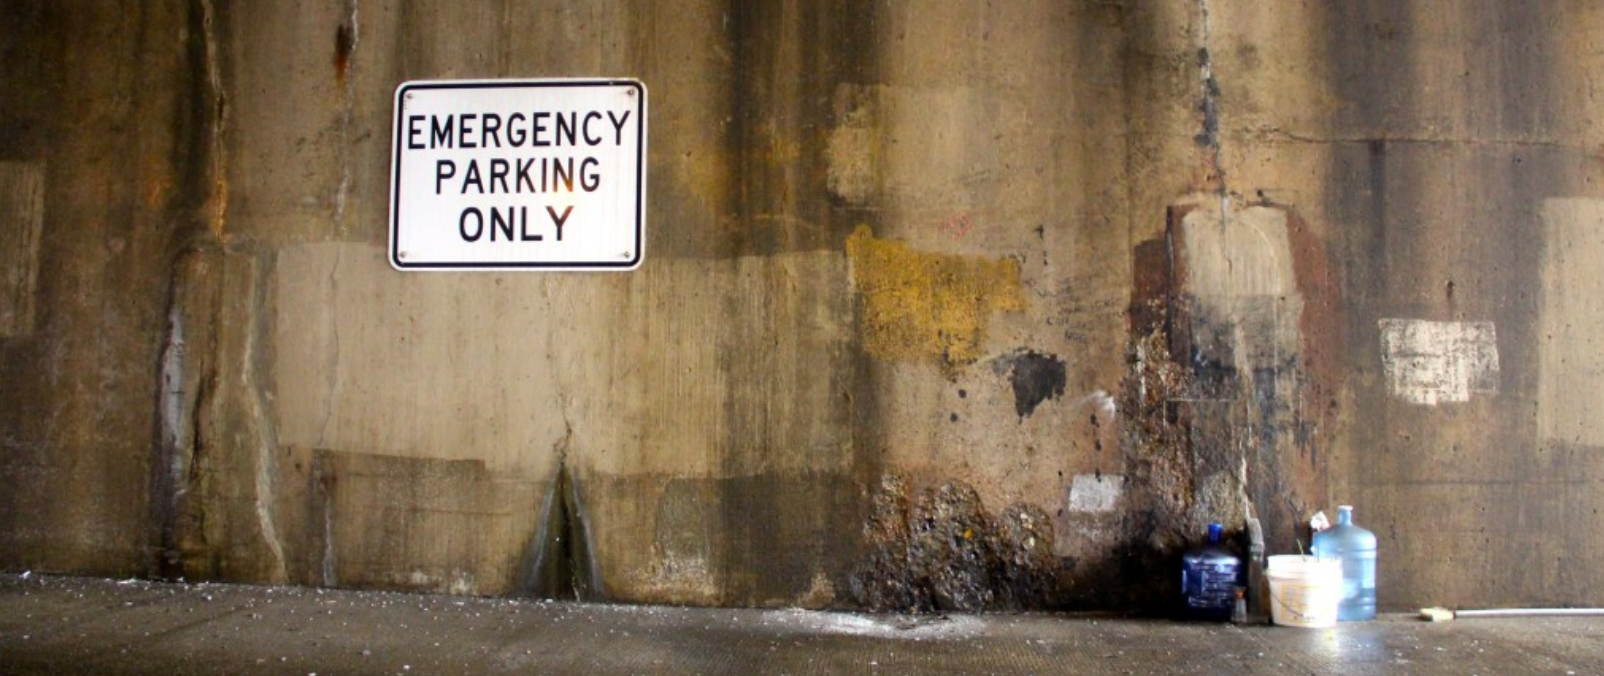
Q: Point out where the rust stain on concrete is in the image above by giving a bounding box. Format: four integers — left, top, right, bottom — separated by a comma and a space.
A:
332, 23, 354, 84
845, 225, 1024, 367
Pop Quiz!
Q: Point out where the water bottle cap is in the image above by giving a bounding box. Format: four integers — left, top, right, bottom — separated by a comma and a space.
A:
1338, 505, 1353, 512
1207, 522, 1223, 543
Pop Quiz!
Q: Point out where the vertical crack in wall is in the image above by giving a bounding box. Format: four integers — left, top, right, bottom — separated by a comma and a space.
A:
518, 420, 607, 602
1195, 0, 1223, 195
547, 384, 603, 601
333, 0, 359, 228
527, 413, 603, 601
152, 277, 192, 579
560, 436, 604, 602
528, 278, 598, 600
201, 0, 289, 583
150, 0, 234, 581
520, 423, 574, 599
199, 0, 229, 240
312, 450, 338, 587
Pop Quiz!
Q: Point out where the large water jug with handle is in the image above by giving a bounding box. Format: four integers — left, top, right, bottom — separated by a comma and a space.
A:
1311, 505, 1377, 621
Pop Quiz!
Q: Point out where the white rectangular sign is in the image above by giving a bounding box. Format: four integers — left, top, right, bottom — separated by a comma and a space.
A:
389, 79, 646, 270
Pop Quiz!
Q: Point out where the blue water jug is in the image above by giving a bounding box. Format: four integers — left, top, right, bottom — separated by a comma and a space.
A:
1181, 523, 1241, 620
1312, 505, 1377, 621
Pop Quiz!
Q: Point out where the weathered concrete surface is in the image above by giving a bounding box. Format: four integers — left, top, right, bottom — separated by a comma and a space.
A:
0, 2, 212, 579
1307, 1, 1604, 610
8, 575, 1604, 676
5, 0, 1604, 613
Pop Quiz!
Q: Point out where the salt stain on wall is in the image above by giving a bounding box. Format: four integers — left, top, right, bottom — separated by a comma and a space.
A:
1378, 319, 1500, 406
845, 225, 1024, 366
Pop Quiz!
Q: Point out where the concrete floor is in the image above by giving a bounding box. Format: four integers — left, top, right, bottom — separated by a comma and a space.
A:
1, 575, 1600, 675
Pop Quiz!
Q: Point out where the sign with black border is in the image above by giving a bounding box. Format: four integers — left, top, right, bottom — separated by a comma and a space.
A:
389, 78, 646, 271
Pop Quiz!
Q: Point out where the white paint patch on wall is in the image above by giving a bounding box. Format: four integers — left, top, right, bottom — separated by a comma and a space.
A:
1178, 204, 1298, 299
1173, 201, 1304, 397
1067, 473, 1123, 513
1378, 319, 1499, 406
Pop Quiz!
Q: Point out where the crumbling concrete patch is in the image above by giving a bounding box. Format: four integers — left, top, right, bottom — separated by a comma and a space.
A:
908, 481, 996, 612
847, 475, 1063, 613
1047, 305, 1213, 610
1117, 325, 1198, 551
847, 475, 920, 612
992, 503, 1058, 609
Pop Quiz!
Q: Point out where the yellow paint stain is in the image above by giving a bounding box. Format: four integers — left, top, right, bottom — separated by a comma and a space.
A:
845, 225, 1024, 366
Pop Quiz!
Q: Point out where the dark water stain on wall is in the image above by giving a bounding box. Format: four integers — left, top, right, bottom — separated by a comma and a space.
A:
992, 349, 1067, 418
579, 472, 865, 607
0, 1, 49, 157
724, 0, 883, 258
716, 472, 863, 606
517, 464, 589, 601
707, 0, 888, 608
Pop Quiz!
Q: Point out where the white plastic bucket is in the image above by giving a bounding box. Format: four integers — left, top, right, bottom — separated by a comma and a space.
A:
1266, 555, 1342, 628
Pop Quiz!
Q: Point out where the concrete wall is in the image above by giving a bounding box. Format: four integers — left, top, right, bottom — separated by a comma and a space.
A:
3, 0, 1602, 612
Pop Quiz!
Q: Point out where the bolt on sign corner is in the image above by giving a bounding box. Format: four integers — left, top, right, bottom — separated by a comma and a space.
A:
389, 79, 647, 271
